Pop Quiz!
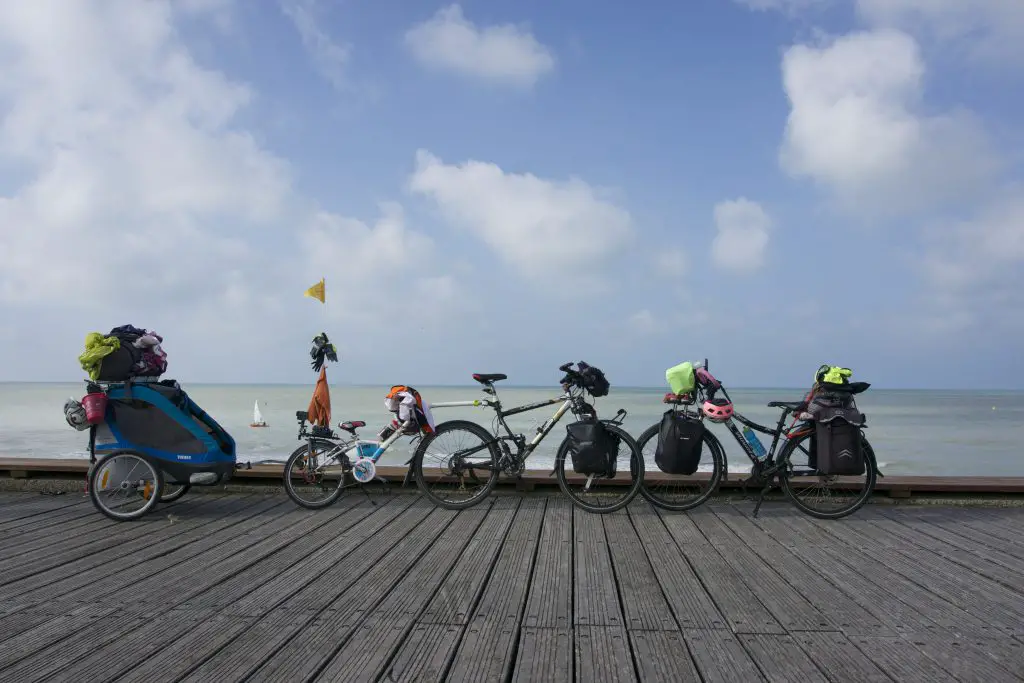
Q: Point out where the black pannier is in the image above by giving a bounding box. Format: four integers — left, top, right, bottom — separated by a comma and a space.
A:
809, 405, 866, 476
654, 410, 704, 475
577, 362, 610, 397
566, 418, 618, 477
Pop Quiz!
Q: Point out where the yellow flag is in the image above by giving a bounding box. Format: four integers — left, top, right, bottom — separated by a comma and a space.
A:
303, 278, 325, 304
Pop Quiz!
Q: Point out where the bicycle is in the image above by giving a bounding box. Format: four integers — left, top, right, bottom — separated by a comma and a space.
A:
635, 359, 880, 519
408, 362, 645, 514
282, 392, 487, 509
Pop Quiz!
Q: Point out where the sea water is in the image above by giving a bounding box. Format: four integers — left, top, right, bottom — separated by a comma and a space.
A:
1, 382, 1022, 476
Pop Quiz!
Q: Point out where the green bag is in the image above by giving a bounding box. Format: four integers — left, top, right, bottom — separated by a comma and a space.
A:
665, 361, 695, 395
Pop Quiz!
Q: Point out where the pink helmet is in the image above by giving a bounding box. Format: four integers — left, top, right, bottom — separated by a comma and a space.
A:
701, 397, 734, 422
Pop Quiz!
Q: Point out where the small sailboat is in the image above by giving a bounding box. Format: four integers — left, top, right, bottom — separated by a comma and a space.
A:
250, 399, 268, 428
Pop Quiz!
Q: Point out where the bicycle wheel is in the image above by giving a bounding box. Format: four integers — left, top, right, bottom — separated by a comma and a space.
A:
778, 429, 877, 519
283, 438, 348, 509
555, 423, 644, 514
88, 449, 164, 521
635, 422, 725, 511
412, 419, 500, 510
160, 482, 190, 503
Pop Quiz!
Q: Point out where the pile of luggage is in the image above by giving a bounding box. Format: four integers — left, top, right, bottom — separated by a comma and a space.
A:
78, 324, 168, 382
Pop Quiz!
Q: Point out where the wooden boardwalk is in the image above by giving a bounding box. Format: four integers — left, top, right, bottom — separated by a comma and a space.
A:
0, 491, 1022, 683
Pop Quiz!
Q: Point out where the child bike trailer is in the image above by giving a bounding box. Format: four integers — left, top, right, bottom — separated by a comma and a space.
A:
84, 380, 238, 521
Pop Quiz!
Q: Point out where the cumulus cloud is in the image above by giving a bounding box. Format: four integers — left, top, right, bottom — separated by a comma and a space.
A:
856, 0, 1024, 65
710, 198, 771, 273
0, 0, 472, 381
280, 0, 351, 90
404, 4, 555, 87
779, 29, 998, 216
408, 150, 633, 284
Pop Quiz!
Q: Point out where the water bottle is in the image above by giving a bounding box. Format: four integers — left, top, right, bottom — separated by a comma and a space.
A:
742, 425, 767, 462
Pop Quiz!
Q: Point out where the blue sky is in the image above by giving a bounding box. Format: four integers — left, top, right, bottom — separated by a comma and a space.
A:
1, 0, 1022, 390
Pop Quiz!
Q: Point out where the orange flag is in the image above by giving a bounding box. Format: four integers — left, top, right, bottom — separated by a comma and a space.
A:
307, 367, 331, 427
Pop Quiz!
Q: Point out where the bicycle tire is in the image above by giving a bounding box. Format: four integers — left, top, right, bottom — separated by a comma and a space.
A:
88, 449, 164, 522
554, 423, 644, 514
411, 419, 500, 510
778, 430, 877, 520
160, 482, 190, 503
635, 422, 725, 511
283, 438, 348, 509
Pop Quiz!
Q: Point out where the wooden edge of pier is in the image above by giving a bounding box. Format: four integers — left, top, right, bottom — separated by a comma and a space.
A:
1, 457, 1023, 500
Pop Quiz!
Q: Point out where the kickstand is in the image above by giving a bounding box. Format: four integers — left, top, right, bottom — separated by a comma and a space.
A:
357, 482, 377, 506
751, 481, 772, 518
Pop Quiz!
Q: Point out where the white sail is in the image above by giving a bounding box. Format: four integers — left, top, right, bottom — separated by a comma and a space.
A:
253, 400, 264, 424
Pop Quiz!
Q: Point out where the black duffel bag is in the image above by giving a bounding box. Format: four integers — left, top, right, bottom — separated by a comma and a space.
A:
566, 418, 619, 477
654, 410, 704, 475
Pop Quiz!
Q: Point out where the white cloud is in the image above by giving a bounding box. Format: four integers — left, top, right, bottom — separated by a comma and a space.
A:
408, 150, 633, 283
280, 0, 351, 90
856, 0, 1024, 65
0, 0, 475, 381
653, 248, 688, 279
710, 198, 771, 273
779, 29, 998, 216
404, 4, 555, 87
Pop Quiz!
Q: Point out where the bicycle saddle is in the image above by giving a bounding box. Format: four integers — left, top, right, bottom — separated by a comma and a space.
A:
339, 420, 366, 432
472, 373, 507, 384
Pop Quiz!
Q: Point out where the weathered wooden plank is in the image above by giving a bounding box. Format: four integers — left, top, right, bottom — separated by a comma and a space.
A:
660, 509, 785, 635
110, 614, 257, 683
417, 497, 522, 625
0, 613, 149, 683
46, 610, 199, 683
575, 506, 626, 628
791, 631, 892, 683
872, 508, 1024, 588
903, 633, 1024, 682
627, 503, 727, 631
176, 495, 404, 611
383, 623, 464, 683
521, 497, 573, 629
0, 495, 244, 585
576, 625, 638, 683
603, 511, 678, 631
0, 494, 283, 602
316, 499, 520, 682
737, 633, 829, 683
758, 511, 995, 636
511, 627, 573, 683
684, 628, 768, 682
221, 496, 433, 618
176, 610, 317, 683
271, 503, 455, 614
0, 604, 116, 671
427, 499, 547, 682
711, 506, 892, 637
245, 504, 490, 683
815, 512, 1024, 633
846, 635, 971, 683
0, 493, 232, 565
694, 507, 835, 632
629, 630, 702, 682
49, 496, 348, 610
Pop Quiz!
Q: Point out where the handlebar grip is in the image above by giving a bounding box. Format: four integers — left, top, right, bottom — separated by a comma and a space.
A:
559, 362, 574, 373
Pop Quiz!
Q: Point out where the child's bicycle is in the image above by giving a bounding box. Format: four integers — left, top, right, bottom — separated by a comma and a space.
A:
282, 411, 421, 509
634, 360, 881, 519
